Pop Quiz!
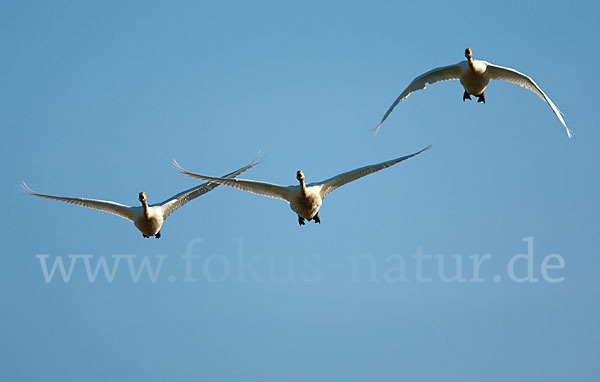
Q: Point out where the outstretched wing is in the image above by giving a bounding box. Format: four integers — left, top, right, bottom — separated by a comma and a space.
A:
160, 153, 263, 219
316, 144, 432, 199
22, 182, 135, 221
375, 63, 462, 134
486, 63, 571, 138
174, 162, 293, 203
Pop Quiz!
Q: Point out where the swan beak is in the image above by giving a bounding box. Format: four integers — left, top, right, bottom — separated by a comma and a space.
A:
465, 48, 472, 58
296, 170, 304, 181
139, 192, 146, 202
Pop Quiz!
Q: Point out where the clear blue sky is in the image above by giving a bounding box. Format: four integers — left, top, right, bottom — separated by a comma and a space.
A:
2, 1, 599, 381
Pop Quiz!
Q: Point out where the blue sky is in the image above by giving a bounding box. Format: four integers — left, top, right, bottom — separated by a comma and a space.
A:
2, 0, 599, 380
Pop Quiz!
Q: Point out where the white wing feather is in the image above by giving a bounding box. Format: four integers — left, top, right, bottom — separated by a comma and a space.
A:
375, 63, 462, 134
174, 162, 293, 203
486, 63, 571, 138
22, 182, 136, 221
160, 153, 261, 219
316, 144, 432, 198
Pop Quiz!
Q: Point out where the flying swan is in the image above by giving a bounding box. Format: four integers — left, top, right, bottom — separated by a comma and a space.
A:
375, 48, 571, 138
23, 155, 260, 238
174, 145, 431, 226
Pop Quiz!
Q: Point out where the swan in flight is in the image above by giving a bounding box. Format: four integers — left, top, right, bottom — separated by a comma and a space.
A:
174, 145, 431, 226
23, 155, 260, 238
375, 48, 571, 138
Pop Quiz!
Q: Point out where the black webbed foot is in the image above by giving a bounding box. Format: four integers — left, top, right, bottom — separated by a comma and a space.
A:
477, 93, 485, 103
463, 91, 472, 101
313, 213, 321, 224
155, 232, 161, 239
143, 234, 150, 238
298, 216, 306, 226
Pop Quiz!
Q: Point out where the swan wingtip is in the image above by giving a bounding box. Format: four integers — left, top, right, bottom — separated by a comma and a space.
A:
253, 149, 265, 165
371, 123, 383, 136
172, 159, 186, 173
21, 181, 35, 195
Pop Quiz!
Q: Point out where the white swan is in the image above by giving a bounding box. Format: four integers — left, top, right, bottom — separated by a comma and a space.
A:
174, 145, 431, 226
375, 48, 571, 138
23, 155, 260, 238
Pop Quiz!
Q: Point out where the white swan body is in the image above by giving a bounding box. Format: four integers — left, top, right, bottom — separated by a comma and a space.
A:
376, 48, 571, 138
289, 183, 322, 222
24, 155, 260, 238
459, 59, 489, 96
174, 145, 431, 225
133, 200, 164, 237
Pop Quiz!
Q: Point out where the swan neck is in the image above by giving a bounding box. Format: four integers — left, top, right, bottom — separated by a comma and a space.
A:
142, 200, 149, 217
467, 57, 475, 69
299, 179, 307, 195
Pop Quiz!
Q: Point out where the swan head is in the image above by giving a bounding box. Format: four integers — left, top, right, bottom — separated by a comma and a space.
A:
296, 170, 305, 181
138, 192, 147, 203
465, 48, 473, 59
